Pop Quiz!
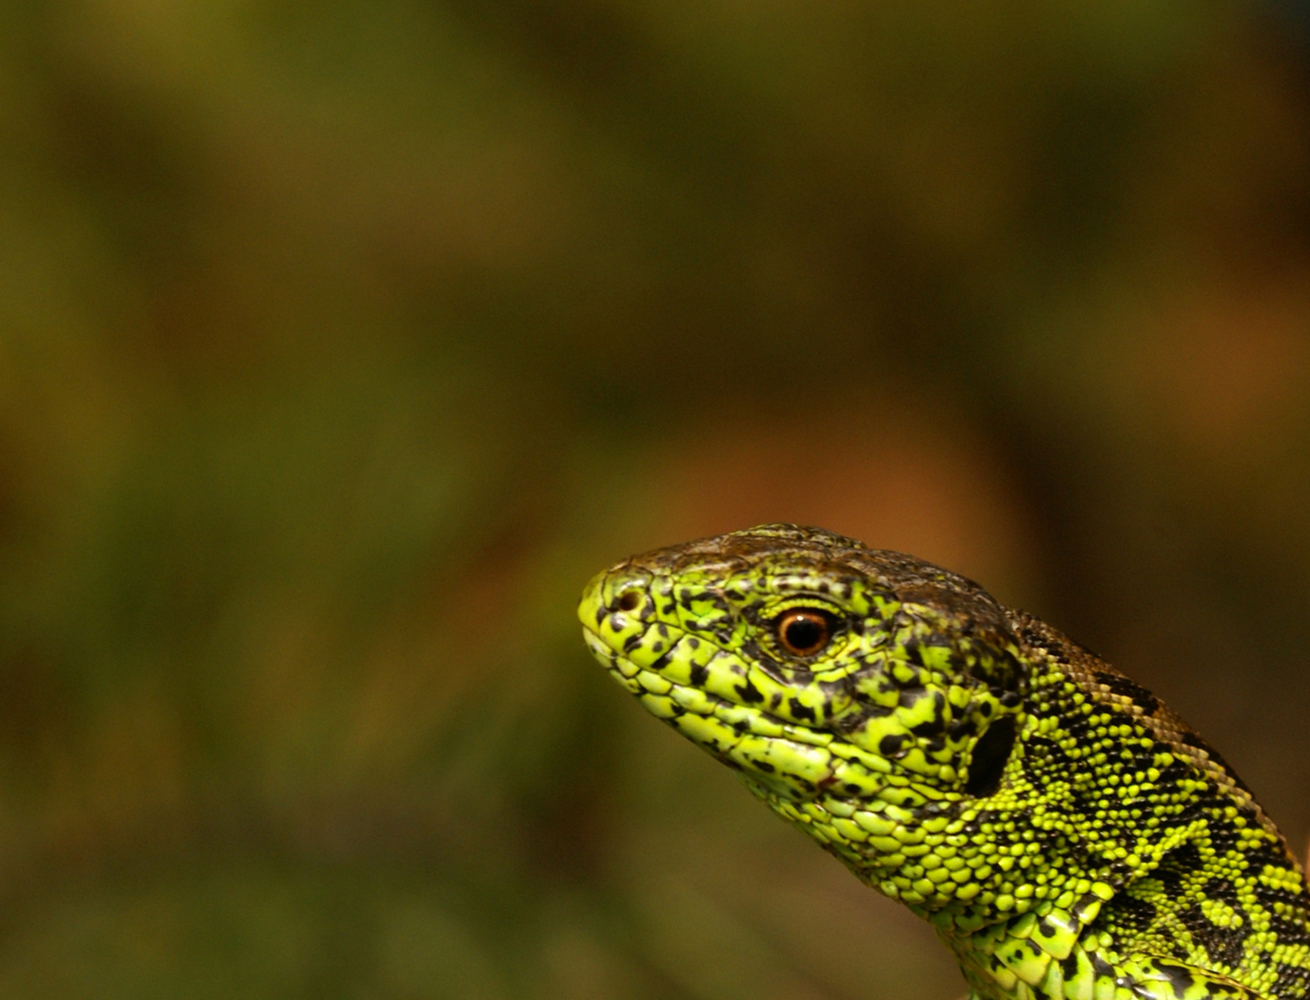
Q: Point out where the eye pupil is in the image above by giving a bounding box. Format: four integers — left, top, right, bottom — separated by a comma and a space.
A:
777, 610, 832, 656
616, 591, 641, 612
785, 618, 822, 649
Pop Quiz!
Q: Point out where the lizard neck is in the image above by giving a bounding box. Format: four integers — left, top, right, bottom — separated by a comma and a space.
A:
756, 645, 1310, 997
761, 648, 1304, 933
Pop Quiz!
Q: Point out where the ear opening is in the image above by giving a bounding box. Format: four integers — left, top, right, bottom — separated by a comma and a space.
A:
964, 715, 1016, 798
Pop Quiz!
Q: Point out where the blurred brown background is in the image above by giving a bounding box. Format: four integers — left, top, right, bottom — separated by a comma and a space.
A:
2, 1, 1310, 997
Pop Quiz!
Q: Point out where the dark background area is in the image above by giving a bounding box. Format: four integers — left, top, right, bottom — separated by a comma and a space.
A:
1, 1, 1309, 997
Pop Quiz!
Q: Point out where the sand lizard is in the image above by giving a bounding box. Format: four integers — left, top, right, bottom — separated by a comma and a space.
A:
578, 524, 1310, 999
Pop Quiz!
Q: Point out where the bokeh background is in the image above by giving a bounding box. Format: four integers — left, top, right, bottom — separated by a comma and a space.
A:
2, 1, 1310, 997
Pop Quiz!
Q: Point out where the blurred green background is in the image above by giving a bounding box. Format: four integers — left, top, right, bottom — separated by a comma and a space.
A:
2, 1, 1310, 997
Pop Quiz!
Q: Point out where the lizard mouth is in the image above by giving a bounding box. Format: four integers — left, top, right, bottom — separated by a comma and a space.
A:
580, 617, 849, 800
579, 569, 842, 795
578, 570, 905, 803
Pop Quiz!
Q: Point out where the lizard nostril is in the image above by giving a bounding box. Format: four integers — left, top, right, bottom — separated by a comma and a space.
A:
616, 590, 642, 612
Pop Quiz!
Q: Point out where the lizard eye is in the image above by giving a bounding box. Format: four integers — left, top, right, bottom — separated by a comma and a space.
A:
776, 609, 834, 657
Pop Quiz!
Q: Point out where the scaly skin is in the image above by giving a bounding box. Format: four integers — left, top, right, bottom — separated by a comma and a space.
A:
578, 524, 1310, 1000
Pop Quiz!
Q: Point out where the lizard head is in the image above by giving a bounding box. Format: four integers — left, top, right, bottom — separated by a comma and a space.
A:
578, 524, 1028, 815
